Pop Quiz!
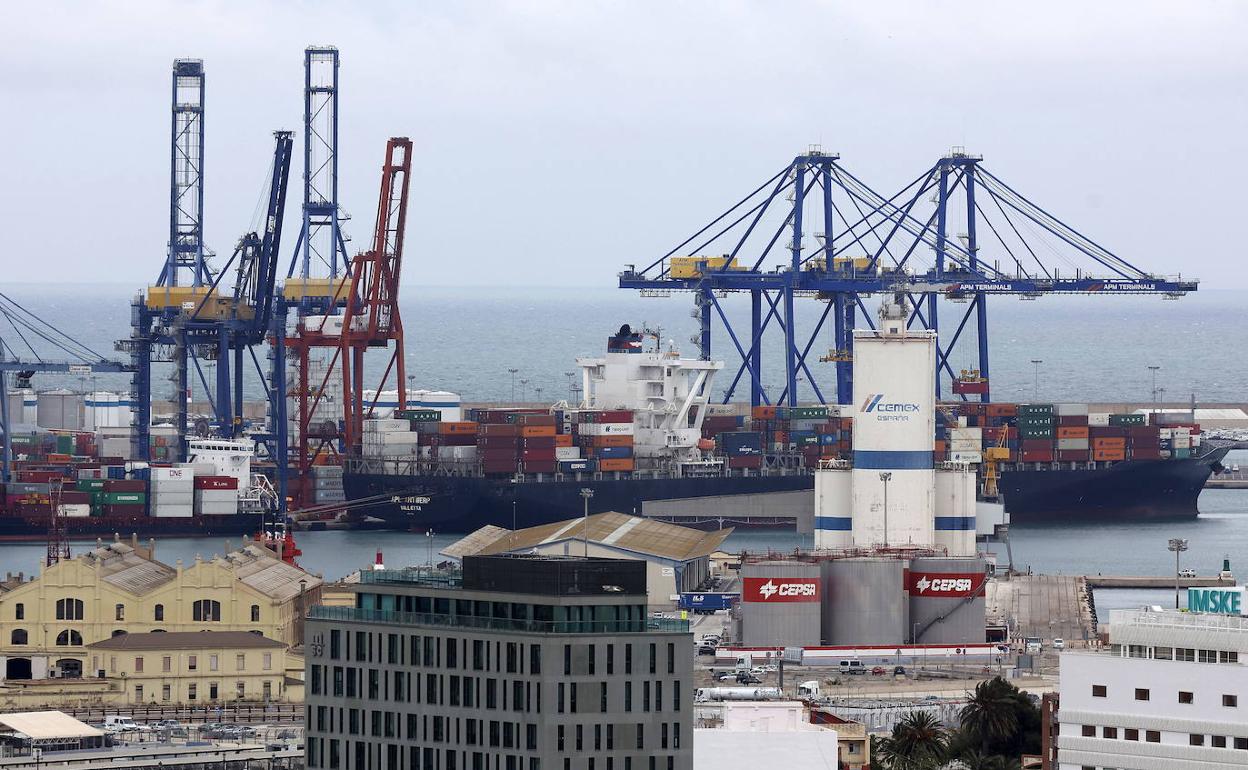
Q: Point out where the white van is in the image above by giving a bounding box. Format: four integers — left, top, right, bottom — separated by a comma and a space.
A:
104, 715, 140, 732
839, 660, 866, 675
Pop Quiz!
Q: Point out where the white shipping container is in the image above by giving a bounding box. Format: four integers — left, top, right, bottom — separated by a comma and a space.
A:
950, 427, 982, 439
555, 447, 581, 460
151, 466, 194, 481
1088, 413, 1110, 426
198, 503, 237, 515
1173, 436, 1191, 448
151, 492, 194, 506
578, 422, 635, 436
381, 432, 422, 445
949, 439, 982, 451
59, 503, 91, 518
152, 503, 194, 518
364, 418, 411, 433
949, 451, 983, 464
1053, 403, 1089, 416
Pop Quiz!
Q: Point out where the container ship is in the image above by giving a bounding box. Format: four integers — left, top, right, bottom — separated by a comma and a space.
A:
341, 325, 1227, 532
0, 434, 271, 538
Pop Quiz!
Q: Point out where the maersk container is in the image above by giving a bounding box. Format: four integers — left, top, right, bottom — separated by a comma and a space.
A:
821, 558, 908, 646
908, 556, 987, 645
739, 561, 822, 647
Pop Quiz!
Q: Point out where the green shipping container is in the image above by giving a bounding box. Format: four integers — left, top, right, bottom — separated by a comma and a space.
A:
103, 492, 146, 505
1019, 427, 1055, 439
56, 435, 74, 454
1018, 404, 1054, 415
789, 406, 829, 420
1174, 447, 1191, 459
77, 479, 107, 491
396, 409, 441, 423
1109, 414, 1147, 426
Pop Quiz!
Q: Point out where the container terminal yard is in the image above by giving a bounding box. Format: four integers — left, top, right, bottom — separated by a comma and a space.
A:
0, 36, 1244, 770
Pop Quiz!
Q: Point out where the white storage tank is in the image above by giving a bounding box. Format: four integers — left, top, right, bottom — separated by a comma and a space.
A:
933, 466, 977, 557
850, 301, 936, 548
7, 388, 38, 426
84, 391, 129, 430
37, 389, 84, 431
407, 389, 463, 422
814, 466, 853, 549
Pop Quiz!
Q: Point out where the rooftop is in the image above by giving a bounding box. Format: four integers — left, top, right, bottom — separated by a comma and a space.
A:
442, 512, 733, 563
1108, 608, 1248, 652
0, 711, 102, 741
86, 631, 286, 651
308, 604, 689, 634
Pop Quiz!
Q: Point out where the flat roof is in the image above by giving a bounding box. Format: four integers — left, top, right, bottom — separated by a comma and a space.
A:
443, 512, 733, 563
0, 711, 103, 740
87, 631, 286, 651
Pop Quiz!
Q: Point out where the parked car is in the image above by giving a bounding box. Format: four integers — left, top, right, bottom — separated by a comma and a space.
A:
870, 666, 886, 675
1179, 569, 1197, 578
697, 644, 717, 655
893, 666, 907, 676
1052, 638, 1065, 650
736, 673, 763, 685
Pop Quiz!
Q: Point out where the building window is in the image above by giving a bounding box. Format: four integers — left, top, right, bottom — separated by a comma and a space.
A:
1154, 646, 1173, 660
564, 645, 571, 676
263, 653, 273, 671
192, 599, 221, 622
1102, 726, 1117, 739
162, 684, 171, 701
154, 604, 164, 621
1176, 647, 1195, 662
237, 681, 245, 699
649, 643, 656, 674
55, 598, 84, 620
1124, 728, 1139, 741
237, 654, 246, 671
1225, 694, 1239, 707
607, 644, 614, 676
115, 604, 125, 621
1200, 649, 1218, 663
1127, 644, 1148, 658
1146, 730, 1160, 742
1092, 684, 1107, 697
14, 603, 23, 620
211, 682, 220, 700
209, 654, 219, 672
189, 655, 198, 671
1214, 735, 1228, 748
250, 604, 260, 622
135, 657, 144, 673
667, 643, 675, 674
263, 680, 272, 700
1222, 651, 1240, 664
1236, 737, 1248, 750
1081, 726, 1095, 737
189, 683, 197, 700
10, 629, 27, 645
530, 644, 541, 674
1179, 690, 1194, 704
55, 629, 83, 646
112, 629, 127, 637
135, 684, 143, 701
1191, 734, 1205, 746
162, 656, 171, 672
625, 644, 633, 675
1134, 688, 1150, 701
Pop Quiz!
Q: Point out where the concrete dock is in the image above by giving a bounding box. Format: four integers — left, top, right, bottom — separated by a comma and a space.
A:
1085, 575, 1233, 589
986, 574, 1095, 644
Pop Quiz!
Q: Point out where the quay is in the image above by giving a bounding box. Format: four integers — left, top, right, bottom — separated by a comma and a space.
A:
1085, 575, 1233, 589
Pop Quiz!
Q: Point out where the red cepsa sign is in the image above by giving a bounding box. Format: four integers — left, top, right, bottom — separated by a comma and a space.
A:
742, 577, 821, 603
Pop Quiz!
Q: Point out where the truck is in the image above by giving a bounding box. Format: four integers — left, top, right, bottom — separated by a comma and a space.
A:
678, 592, 739, 614
695, 687, 783, 702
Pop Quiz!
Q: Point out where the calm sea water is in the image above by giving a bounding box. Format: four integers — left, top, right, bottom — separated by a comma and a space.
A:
1, 284, 1247, 609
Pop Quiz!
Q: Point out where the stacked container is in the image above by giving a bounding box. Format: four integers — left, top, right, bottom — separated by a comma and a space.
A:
150, 466, 194, 517
311, 465, 344, 505
575, 410, 634, 472
194, 475, 239, 515
517, 413, 557, 474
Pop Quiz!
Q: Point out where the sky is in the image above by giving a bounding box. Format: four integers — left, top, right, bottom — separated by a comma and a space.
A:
2, 0, 1245, 288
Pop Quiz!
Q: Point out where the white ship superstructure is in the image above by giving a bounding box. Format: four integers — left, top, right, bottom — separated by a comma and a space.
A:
576, 325, 723, 464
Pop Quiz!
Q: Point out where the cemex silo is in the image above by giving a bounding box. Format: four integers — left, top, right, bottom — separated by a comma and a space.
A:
738, 561, 822, 647
821, 557, 909, 646
907, 556, 989, 645
850, 300, 936, 548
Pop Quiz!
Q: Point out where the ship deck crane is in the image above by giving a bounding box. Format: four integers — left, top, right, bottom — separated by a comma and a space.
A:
619, 148, 1196, 407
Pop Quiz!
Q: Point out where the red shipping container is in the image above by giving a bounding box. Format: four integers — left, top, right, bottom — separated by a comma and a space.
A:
437, 433, 477, 447
1020, 439, 1053, 452
522, 448, 556, 460
195, 476, 239, 490
480, 424, 521, 437
104, 480, 147, 492
477, 436, 519, 449
598, 410, 633, 423
516, 414, 556, 426
522, 436, 557, 449
60, 491, 91, 504
1131, 446, 1162, 459
520, 461, 556, 473
1057, 415, 1089, 426
1021, 449, 1054, 462
100, 504, 147, 516
728, 456, 763, 469
1057, 450, 1089, 462
479, 448, 520, 462
481, 460, 517, 474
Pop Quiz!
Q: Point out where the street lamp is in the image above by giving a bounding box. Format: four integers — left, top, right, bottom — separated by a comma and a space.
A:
520, 379, 529, 403
579, 488, 594, 557
1168, 538, 1189, 609
1030, 360, 1043, 401
508, 369, 519, 402
534, 387, 543, 403
1148, 365, 1161, 403
879, 472, 892, 547
564, 372, 576, 401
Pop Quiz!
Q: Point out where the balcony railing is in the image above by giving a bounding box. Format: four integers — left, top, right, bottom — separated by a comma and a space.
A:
308, 605, 689, 634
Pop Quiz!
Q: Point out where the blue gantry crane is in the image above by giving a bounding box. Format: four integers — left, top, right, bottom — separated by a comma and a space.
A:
619, 148, 1196, 407
119, 57, 295, 464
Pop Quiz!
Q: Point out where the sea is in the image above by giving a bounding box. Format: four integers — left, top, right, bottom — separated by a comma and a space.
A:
2, 283, 1248, 612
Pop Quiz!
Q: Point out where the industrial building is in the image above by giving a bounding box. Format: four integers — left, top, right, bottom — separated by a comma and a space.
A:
0, 536, 321, 683
693, 701, 841, 770
736, 552, 988, 647
442, 512, 732, 608
1056, 604, 1248, 770
304, 554, 693, 770
815, 300, 977, 557
0, 711, 106, 754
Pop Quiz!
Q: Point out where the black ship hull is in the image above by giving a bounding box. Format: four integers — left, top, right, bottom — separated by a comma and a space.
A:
998, 446, 1229, 523
0, 513, 266, 540
341, 471, 816, 533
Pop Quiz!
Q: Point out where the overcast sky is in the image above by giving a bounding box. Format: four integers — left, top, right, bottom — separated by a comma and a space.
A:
2, 1, 1245, 288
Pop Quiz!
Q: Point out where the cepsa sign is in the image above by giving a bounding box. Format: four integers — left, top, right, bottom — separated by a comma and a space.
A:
906, 572, 986, 598
742, 577, 821, 603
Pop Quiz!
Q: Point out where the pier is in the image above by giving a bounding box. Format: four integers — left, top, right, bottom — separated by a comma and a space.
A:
1085, 575, 1233, 589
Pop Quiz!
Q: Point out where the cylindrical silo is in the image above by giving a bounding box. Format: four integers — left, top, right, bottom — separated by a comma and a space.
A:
933, 467, 977, 557
851, 301, 936, 548
814, 467, 853, 549
822, 557, 908, 646
908, 556, 987, 645
739, 561, 822, 647
37, 389, 84, 431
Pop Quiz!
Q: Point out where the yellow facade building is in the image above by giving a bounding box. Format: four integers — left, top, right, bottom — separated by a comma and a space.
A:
0, 536, 321, 683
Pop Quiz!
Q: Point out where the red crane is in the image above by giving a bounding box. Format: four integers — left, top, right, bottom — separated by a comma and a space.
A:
339, 138, 413, 451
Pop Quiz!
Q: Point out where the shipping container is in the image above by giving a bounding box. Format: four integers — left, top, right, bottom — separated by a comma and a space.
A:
598, 458, 635, 472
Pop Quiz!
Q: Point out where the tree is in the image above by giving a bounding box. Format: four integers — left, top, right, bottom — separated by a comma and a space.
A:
876, 711, 950, 769
960, 677, 1020, 754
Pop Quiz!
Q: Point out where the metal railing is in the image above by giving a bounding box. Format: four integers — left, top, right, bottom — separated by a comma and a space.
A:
308, 605, 689, 634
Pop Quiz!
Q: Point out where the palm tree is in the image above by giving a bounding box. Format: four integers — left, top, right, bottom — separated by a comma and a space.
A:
877, 711, 950, 769
959, 677, 1020, 754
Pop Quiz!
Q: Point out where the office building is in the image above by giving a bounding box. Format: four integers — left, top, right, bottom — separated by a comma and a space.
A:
305, 555, 693, 770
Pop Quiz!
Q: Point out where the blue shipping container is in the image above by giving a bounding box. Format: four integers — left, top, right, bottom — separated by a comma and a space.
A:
597, 446, 633, 459
678, 593, 739, 613
719, 432, 763, 455
558, 459, 596, 473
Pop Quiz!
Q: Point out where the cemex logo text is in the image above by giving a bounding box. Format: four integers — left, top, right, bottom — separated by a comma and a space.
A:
861, 394, 920, 414
743, 577, 820, 602
906, 572, 985, 598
